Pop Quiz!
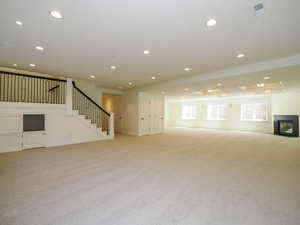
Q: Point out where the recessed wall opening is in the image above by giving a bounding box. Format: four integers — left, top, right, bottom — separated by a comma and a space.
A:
274, 115, 299, 137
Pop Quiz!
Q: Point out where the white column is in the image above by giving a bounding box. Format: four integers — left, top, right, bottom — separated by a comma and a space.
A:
66, 78, 73, 114
108, 113, 115, 139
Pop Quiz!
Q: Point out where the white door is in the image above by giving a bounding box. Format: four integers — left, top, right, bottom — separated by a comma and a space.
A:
156, 96, 165, 133
151, 95, 164, 134
151, 96, 159, 134
22, 131, 46, 150
139, 93, 151, 135
139, 93, 165, 135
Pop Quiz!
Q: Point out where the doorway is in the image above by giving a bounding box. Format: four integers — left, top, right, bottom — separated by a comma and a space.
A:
102, 94, 123, 133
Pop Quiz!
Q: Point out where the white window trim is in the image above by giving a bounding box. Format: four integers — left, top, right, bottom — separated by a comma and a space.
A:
240, 103, 268, 122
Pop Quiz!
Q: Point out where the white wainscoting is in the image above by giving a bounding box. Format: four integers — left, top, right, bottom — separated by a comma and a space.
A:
0, 113, 22, 153
0, 102, 108, 153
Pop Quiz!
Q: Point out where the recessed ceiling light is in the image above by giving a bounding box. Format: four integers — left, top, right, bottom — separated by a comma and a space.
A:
217, 83, 222, 87
184, 67, 190, 71
151, 76, 156, 80
257, 83, 265, 87
184, 88, 189, 91
128, 82, 133, 86
206, 19, 217, 27
237, 53, 245, 58
264, 76, 270, 80
90, 75, 95, 78
16, 21, 23, 26
13, 64, 18, 67
239, 86, 247, 90
29, 64, 36, 67
35, 46, 44, 51
265, 90, 271, 93
50, 10, 63, 19
143, 50, 150, 55
110, 66, 116, 70
207, 89, 213, 93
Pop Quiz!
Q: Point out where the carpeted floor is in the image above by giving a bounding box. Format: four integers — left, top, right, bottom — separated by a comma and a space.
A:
0, 128, 300, 225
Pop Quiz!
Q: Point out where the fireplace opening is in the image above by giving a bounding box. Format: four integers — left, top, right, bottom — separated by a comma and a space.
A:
279, 121, 294, 135
274, 115, 299, 137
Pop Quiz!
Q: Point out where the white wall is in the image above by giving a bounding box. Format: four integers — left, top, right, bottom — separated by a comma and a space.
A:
166, 95, 273, 133
272, 93, 300, 115
73, 79, 123, 105
0, 102, 107, 153
271, 93, 300, 137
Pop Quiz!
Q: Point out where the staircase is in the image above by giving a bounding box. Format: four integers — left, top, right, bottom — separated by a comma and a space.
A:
0, 71, 114, 142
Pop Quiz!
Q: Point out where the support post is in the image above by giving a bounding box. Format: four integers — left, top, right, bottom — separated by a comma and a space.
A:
66, 78, 73, 115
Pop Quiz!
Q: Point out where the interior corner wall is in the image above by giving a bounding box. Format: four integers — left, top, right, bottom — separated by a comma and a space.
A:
271, 92, 300, 137
166, 95, 273, 133
74, 79, 123, 105
122, 90, 139, 136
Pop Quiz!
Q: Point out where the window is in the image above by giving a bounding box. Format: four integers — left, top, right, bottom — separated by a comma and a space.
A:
241, 103, 267, 121
207, 104, 228, 120
182, 105, 197, 120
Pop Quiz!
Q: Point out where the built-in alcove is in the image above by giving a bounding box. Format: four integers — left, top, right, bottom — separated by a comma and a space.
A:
274, 115, 299, 137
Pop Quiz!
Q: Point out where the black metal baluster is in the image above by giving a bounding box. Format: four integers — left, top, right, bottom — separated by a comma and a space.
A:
7, 75, 11, 102
42, 79, 45, 103
32, 77, 35, 103
50, 80, 53, 103
25, 77, 28, 102
60, 82, 62, 104
38, 78, 40, 103
21, 77, 24, 102
47, 81, 49, 103
6, 74, 9, 101
22, 77, 24, 102
55, 81, 58, 104
29, 77, 32, 103
74, 88, 76, 109
39, 79, 41, 103
28, 77, 31, 102
6, 75, 9, 101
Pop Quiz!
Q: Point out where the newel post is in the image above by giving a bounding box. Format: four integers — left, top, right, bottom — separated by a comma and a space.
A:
109, 113, 115, 139
66, 78, 73, 114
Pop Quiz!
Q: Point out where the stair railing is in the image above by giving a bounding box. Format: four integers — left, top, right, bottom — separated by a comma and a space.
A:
0, 71, 113, 138
72, 81, 111, 132
0, 71, 67, 104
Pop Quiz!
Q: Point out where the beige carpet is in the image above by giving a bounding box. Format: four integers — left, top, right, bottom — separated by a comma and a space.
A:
0, 128, 300, 225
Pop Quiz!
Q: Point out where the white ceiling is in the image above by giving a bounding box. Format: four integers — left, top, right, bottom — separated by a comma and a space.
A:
147, 65, 300, 99
0, 0, 300, 89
